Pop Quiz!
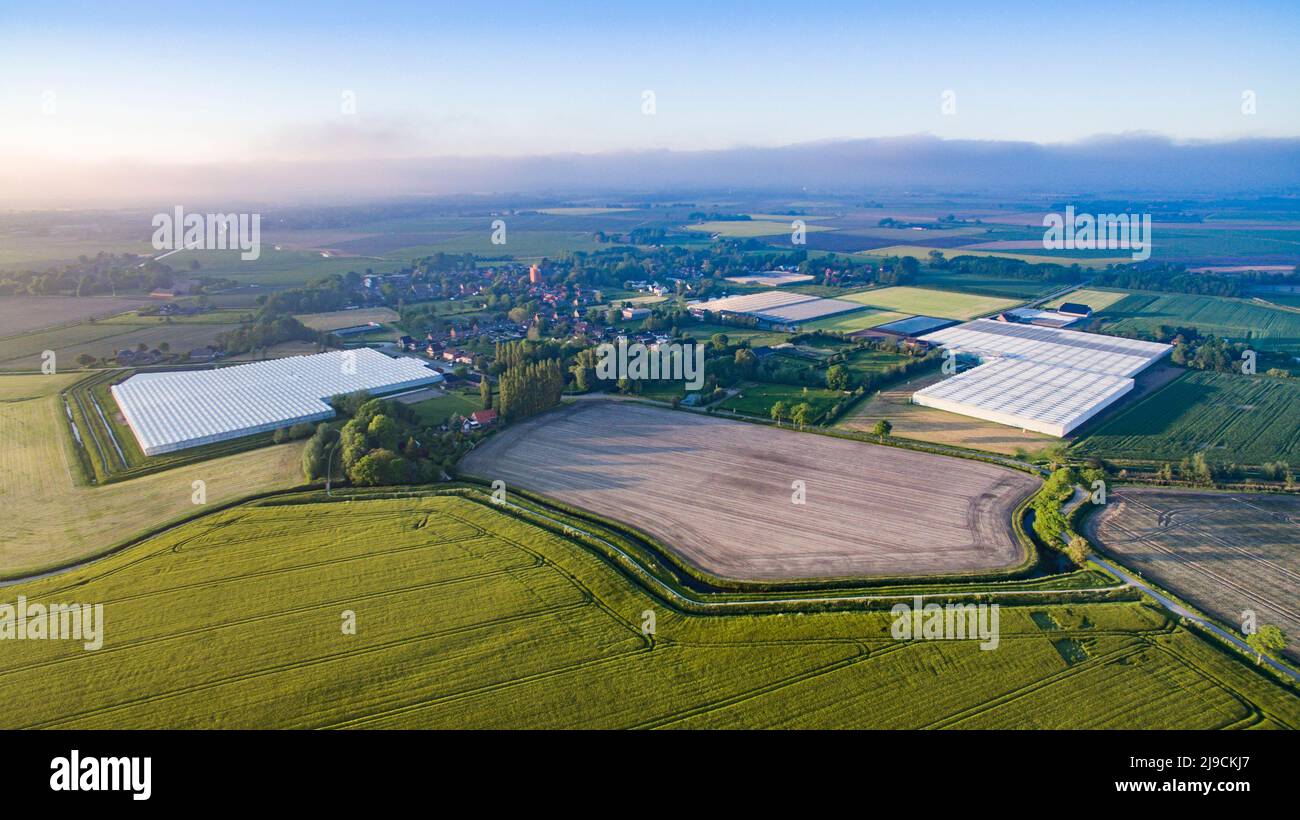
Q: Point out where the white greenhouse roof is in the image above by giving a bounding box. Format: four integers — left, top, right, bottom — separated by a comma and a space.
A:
912, 359, 1134, 437
689, 290, 863, 323
919, 318, 1170, 378
111, 348, 442, 455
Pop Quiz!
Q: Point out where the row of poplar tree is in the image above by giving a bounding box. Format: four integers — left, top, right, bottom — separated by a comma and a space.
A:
495, 341, 565, 421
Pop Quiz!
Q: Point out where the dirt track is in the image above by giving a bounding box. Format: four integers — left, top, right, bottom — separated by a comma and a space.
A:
461, 401, 1039, 581
1086, 487, 1300, 663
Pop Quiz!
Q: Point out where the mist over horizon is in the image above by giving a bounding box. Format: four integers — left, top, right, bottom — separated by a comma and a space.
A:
6, 133, 1300, 211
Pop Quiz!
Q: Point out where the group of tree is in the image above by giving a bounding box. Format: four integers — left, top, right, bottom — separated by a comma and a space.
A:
1154, 453, 1291, 486
1030, 466, 1104, 565
769, 400, 814, 428
215, 314, 322, 356
0, 253, 185, 297
301, 392, 479, 486
497, 358, 565, 421
1092, 265, 1300, 299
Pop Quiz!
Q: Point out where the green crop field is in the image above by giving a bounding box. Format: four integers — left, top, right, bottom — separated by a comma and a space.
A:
1072, 370, 1300, 466
912, 269, 1063, 300
838, 286, 1022, 320
1, 491, 1294, 728
0, 372, 303, 576
1097, 292, 1300, 352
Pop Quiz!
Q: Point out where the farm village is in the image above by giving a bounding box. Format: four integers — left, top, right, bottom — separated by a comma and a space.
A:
1, 197, 1298, 731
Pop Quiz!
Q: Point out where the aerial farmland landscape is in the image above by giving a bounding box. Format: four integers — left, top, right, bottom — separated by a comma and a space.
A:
0, 0, 1298, 803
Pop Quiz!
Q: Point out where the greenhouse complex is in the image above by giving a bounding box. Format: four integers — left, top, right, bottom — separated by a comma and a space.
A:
111, 348, 442, 455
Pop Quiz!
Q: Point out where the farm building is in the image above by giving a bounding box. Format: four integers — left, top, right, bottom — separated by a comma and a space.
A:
999, 308, 1081, 329
919, 319, 1170, 378
912, 319, 1170, 436
111, 348, 443, 455
724, 271, 815, 286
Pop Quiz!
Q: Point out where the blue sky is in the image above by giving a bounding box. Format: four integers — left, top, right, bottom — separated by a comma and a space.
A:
1, 0, 1297, 165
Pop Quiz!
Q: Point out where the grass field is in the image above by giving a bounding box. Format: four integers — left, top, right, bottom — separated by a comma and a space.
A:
1, 490, 1295, 728
802, 308, 908, 333
838, 286, 1022, 321
1097, 292, 1300, 352
716, 382, 845, 424
1086, 488, 1300, 663
0, 372, 304, 576
408, 390, 482, 425
1072, 370, 1300, 466
841, 349, 915, 378
682, 322, 791, 347
1044, 288, 1130, 312
294, 307, 399, 331
461, 401, 1038, 580
837, 369, 1057, 457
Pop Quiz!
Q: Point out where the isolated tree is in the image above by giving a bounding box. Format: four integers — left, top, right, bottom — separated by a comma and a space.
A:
791, 402, 812, 429
1247, 625, 1286, 666
770, 400, 787, 426
1066, 534, 1091, 566
734, 348, 757, 376
1192, 452, 1214, 485
480, 378, 492, 410
76, 353, 97, 368
826, 364, 850, 391
872, 418, 892, 443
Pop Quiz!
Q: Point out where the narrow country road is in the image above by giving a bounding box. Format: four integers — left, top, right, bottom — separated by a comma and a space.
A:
1090, 554, 1300, 684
